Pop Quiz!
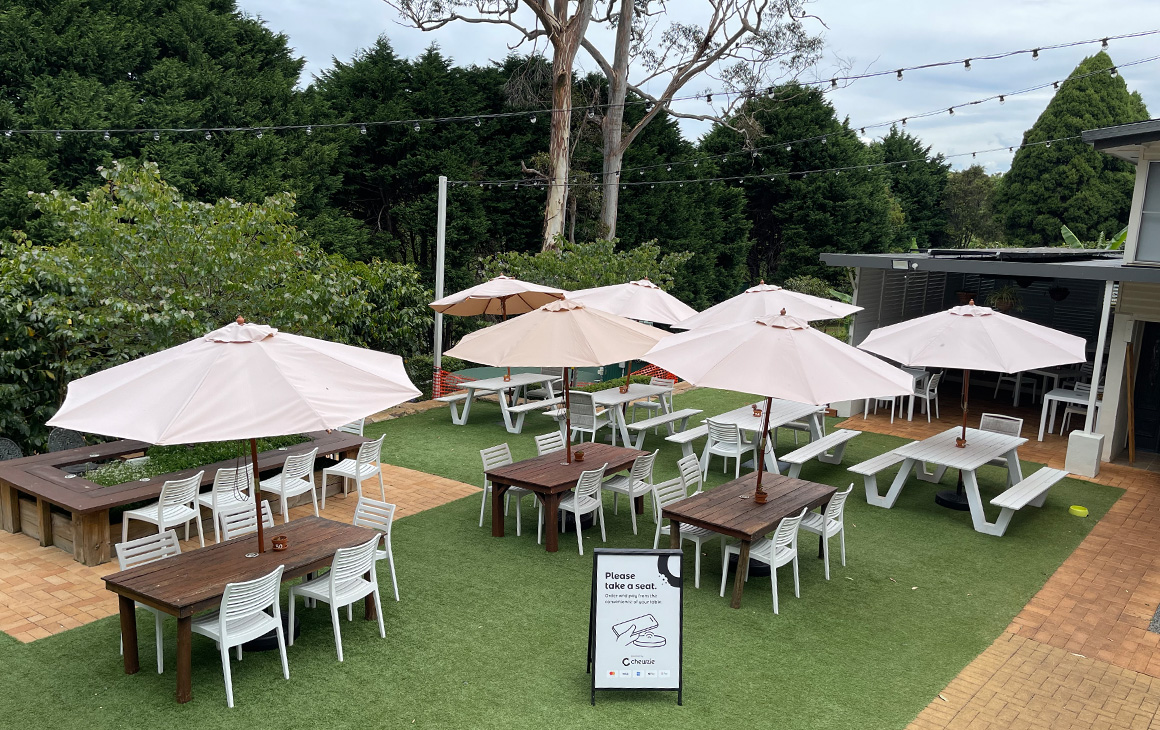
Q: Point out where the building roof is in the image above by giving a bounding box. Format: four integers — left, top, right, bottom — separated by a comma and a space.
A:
1082, 118, 1160, 163
820, 248, 1160, 284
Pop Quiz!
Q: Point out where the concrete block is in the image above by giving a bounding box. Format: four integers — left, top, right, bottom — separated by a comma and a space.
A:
1065, 431, 1104, 478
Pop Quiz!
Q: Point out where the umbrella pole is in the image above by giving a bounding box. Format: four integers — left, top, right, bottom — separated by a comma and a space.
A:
564, 368, 572, 464
937, 370, 972, 511
752, 397, 773, 503
502, 298, 511, 381
250, 437, 265, 554
956, 370, 971, 448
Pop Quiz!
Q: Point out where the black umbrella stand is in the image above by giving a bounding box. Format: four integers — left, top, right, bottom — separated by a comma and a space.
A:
935, 369, 971, 511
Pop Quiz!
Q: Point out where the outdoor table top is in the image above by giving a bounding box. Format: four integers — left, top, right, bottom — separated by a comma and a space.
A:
0, 431, 367, 515
103, 516, 378, 618
708, 400, 823, 432
589, 382, 672, 407
662, 473, 837, 541
893, 426, 1026, 471
1041, 386, 1103, 406
461, 372, 559, 393
485, 442, 646, 494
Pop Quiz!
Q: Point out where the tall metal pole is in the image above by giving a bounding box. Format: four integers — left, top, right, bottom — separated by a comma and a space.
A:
1086, 280, 1114, 433
434, 175, 447, 372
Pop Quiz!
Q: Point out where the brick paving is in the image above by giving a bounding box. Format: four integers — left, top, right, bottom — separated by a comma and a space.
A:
0, 464, 478, 643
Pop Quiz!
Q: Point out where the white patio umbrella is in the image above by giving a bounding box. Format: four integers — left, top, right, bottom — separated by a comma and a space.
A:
566, 279, 697, 326
444, 299, 670, 462
644, 311, 912, 500
673, 281, 861, 329
48, 318, 421, 552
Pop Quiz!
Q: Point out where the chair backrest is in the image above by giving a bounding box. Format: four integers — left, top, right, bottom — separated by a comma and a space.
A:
772, 508, 808, 550
480, 443, 513, 486
825, 485, 854, 523
280, 448, 317, 482
1074, 382, 1092, 397
568, 391, 600, 430
677, 454, 703, 494
1078, 361, 1094, 381
535, 431, 566, 456
652, 477, 687, 515
649, 376, 676, 388
979, 413, 1023, 437
630, 451, 658, 485
218, 500, 275, 541
115, 529, 181, 569
574, 464, 608, 503
925, 371, 942, 393
47, 428, 85, 452
220, 564, 284, 627
706, 419, 739, 446
338, 418, 365, 436
211, 464, 252, 508
357, 434, 385, 466
328, 535, 381, 587
159, 472, 204, 512
0, 437, 23, 461
353, 496, 395, 536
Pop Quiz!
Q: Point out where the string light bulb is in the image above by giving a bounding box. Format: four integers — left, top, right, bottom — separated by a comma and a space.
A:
1110, 67, 1118, 77
359, 124, 367, 134
785, 144, 792, 151
103, 131, 110, 141
705, 93, 712, 103
1032, 48, 1040, 60
1101, 37, 1109, 49
896, 69, 904, 81
474, 117, 481, 127
901, 118, 908, 126
666, 165, 672, 171
831, 78, 838, 89
256, 131, 262, 139
153, 131, 160, 141
306, 126, 312, 135
1053, 81, 1060, 89
1045, 141, 1051, 147
413, 122, 420, 132
529, 115, 536, 123
587, 108, 595, 119
999, 95, 1005, 104
205, 131, 211, 140
964, 59, 971, 71
948, 107, 955, 116
4, 130, 11, 138
820, 136, 827, 144
55, 131, 62, 141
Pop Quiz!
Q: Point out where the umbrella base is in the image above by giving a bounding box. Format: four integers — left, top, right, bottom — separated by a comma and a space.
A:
935, 489, 971, 511
727, 553, 772, 578
242, 613, 300, 652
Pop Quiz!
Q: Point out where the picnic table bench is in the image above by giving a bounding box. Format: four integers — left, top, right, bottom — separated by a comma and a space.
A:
780, 429, 860, 478
626, 408, 703, 449
665, 424, 708, 459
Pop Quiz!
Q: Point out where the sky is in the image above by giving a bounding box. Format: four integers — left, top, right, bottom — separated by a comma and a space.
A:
237, 0, 1159, 173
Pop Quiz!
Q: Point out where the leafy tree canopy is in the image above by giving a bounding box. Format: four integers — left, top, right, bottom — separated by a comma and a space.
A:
943, 165, 1004, 248
871, 126, 950, 249
481, 238, 692, 291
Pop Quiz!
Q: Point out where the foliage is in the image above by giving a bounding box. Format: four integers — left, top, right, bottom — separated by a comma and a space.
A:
405, 354, 467, 400
871, 127, 950, 249
943, 165, 1004, 248
984, 283, 1024, 312
1061, 224, 1127, 249
481, 238, 692, 291
572, 374, 653, 392
84, 435, 308, 486
994, 52, 1149, 246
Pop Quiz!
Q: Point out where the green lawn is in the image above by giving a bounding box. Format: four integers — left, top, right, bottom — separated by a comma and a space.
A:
0, 389, 1121, 729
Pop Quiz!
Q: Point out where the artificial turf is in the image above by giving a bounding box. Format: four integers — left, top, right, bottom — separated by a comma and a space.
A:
0, 388, 1121, 729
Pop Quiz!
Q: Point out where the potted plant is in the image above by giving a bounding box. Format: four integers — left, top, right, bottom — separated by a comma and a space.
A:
985, 284, 1023, 313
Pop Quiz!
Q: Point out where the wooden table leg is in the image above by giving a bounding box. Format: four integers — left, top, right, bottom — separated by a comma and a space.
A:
633, 495, 645, 515
543, 492, 561, 553
729, 540, 751, 609
491, 484, 509, 538
0, 482, 19, 533
118, 596, 139, 675
176, 616, 192, 704
669, 520, 681, 549
364, 571, 377, 620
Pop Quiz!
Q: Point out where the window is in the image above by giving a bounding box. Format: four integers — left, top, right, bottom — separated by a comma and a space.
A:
1136, 161, 1160, 263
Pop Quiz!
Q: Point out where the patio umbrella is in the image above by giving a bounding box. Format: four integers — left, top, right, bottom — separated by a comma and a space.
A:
566, 279, 697, 326
857, 301, 1085, 506
644, 311, 913, 501
444, 299, 670, 463
48, 318, 421, 552
673, 281, 861, 330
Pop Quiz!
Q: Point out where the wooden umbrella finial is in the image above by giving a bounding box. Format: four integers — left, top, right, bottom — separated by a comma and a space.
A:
236, 316, 245, 324
780, 308, 787, 316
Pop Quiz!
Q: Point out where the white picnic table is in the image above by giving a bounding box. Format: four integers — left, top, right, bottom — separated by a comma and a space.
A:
590, 382, 674, 446
707, 400, 826, 474
443, 373, 561, 432
867, 426, 1025, 535
1037, 386, 1102, 441
1011, 365, 1083, 408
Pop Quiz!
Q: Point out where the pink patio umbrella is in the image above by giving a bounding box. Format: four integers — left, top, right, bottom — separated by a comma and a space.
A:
858, 302, 1086, 507
673, 281, 861, 330
566, 279, 697, 326
644, 311, 912, 501
48, 318, 420, 553
444, 299, 670, 463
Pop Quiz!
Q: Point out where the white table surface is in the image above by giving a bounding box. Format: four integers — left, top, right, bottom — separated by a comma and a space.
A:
1012, 366, 1083, 408
449, 373, 561, 429
591, 383, 673, 446
707, 400, 825, 472
1038, 387, 1102, 441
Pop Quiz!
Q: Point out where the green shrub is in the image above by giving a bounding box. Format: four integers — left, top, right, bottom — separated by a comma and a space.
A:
572, 375, 653, 393
85, 435, 308, 486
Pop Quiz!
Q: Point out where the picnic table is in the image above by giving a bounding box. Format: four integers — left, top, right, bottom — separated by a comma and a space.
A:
1038, 387, 1102, 441
590, 382, 674, 446
867, 426, 1025, 535
661, 473, 836, 609
708, 400, 825, 473
439, 372, 562, 433
104, 516, 379, 704
484, 442, 644, 552
1011, 365, 1083, 408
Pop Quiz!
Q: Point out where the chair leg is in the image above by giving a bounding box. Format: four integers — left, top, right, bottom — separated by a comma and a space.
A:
287, 594, 297, 646
194, 513, 204, 547
220, 644, 235, 708
514, 493, 523, 537
598, 505, 607, 543
275, 619, 290, 680
822, 533, 831, 580
378, 470, 386, 501
575, 511, 584, 555
211, 509, 221, 544
374, 591, 385, 639
613, 492, 618, 515
771, 564, 779, 614
478, 484, 488, 528
122, 517, 130, 545
184, 519, 190, 542
839, 527, 846, 566
282, 494, 291, 524
331, 605, 344, 662
155, 613, 165, 673
720, 548, 730, 597
386, 543, 400, 601
694, 544, 702, 590
309, 483, 320, 518
537, 506, 543, 545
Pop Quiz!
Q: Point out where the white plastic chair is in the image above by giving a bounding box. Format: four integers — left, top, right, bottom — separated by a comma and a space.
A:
338, 418, 365, 436
630, 376, 675, 423
1061, 383, 1092, 432
479, 444, 533, 537
994, 372, 1036, 404
199, 465, 253, 543
910, 371, 942, 422
720, 508, 808, 614
568, 391, 610, 443
217, 500, 276, 541
980, 413, 1024, 483
534, 431, 566, 456
603, 450, 657, 535
545, 464, 608, 555
121, 472, 205, 547
115, 530, 181, 673
321, 434, 385, 508
352, 496, 399, 601
799, 485, 852, 580
259, 448, 319, 523
288, 535, 385, 662
652, 454, 720, 588
863, 396, 896, 423
191, 565, 288, 708
701, 420, 757, 479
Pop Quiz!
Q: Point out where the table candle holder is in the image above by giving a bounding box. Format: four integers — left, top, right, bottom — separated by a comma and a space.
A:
272, 535, 289, 551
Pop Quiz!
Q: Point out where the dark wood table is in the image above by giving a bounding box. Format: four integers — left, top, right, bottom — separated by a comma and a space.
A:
485, 442, 645, 552
103, 516, 380, 704
662, 473, 837, 609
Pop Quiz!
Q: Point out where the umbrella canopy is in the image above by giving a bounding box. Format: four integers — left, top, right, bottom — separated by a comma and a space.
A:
429, 275, 567, 317
444, 299, 670, 368
566, 279, 697, 325
48, 320, 421, 445
857, 302, 1087, 373
673, 281, 861, 329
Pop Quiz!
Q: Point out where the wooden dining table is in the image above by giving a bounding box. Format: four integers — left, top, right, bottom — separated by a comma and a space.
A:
103, 516, 380, 704
662, 473, 837, 609
485, 442, 645, 552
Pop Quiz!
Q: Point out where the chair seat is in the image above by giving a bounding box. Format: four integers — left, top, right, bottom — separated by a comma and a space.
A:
660, 523, 717, 540
123, 502, 199, 525
259, 475, 314, 498
292, 575, 376, 607
603, 474, 650, 496
324, 459, 379, 480
740, 537, 796, 567
197, 491, 252, 510
559, 492, 601, 515
799, 512, 841, 538
191, 609, 280, 645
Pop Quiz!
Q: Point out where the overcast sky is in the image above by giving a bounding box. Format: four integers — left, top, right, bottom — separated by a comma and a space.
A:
238, 0, 1158, 173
